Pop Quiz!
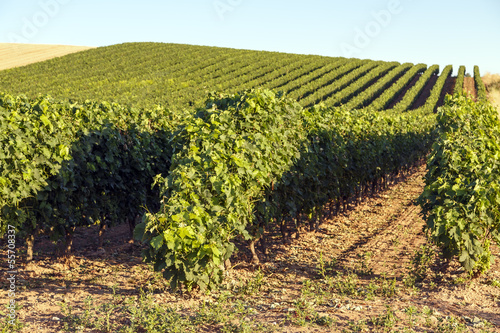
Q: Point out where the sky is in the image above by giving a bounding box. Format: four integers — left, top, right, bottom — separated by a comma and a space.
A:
0, 0, 499, 75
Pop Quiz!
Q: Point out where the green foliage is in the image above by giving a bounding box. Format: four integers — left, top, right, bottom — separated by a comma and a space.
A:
286, 105, 435, 218
474, 65, 488, 101
419, 65, 453, 113
0, 303, 24, 332
1, 43, 452, 113
286, 296, 324, 327
321, 61, 400, 107
409, 244, 436, 282
1, 77, 437, 289
0, 91, 182, 241
345, 62, 413, 110
0, 93, 72, 235
368, 63, 427, 111
454, 66, 466, 95
135, 87, 436, 290
418, 93, 500, 274
134, 87, 437, 290
392, 65, 440, 112
369, 306, 398, 330
136, 89, 305, 291
297, 60, 379, 107
0, 43, 377, 110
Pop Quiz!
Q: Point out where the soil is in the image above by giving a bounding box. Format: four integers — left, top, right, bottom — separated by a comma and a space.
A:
386, 74, 421, 109
1, 165, 500, 332
464, 77, 477, 101
436, 76, 457, 110
411, 75, 438, 110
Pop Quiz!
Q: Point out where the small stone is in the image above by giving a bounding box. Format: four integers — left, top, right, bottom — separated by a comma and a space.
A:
270, 302, 280, 309
472, 317, 485, 328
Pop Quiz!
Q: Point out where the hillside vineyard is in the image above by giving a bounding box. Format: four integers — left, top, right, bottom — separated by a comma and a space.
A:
0, 42, 459, 111
2, 42, 494, 290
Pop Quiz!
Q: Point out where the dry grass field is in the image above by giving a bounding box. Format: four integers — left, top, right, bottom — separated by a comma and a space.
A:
483, 73, 500, 112
0, 43, 93, 71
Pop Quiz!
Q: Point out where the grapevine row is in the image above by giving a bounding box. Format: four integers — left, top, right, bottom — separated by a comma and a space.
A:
0, 92, 183, 258
344, 63, 412, 110
300, 61, 379, 106
418, 94, 500, 274
474, 65, 488, 101
271, 59, 348, 94
286, 59, 361, 101
454, 66, 466, 94
391, 65, 439, 112
136, 89, 436, 290
322, 62, 399, 107
418, 65, 453, 112
170, 53, 303, 106
367, 64, 427, 111
232, 57, 315, 92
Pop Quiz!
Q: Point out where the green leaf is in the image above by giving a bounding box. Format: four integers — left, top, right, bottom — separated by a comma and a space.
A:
133, 222, 146, 241
0, 177, 8, 187
178, 226, 193, 240
459, 250, 475, 272
40, 115, 51, 127
150, 234, 164, 250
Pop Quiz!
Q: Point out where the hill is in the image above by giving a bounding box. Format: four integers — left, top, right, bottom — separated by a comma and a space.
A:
0, 42, 456, 111
0, 43, 94, 71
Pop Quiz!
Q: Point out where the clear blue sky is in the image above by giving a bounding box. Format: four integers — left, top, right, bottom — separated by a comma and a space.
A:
1, 0, 499, 75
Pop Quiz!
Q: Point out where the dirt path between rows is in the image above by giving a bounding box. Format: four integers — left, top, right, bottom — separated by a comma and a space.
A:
1, 165, 499, 332
411, 75, 438, 110
436, 76, 457, 110
464, 77, 477, 101
387, 73, 421, 109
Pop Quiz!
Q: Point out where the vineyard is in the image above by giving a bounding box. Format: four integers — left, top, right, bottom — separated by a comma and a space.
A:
1, 42, 499, 332
0, 42, 458, 111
